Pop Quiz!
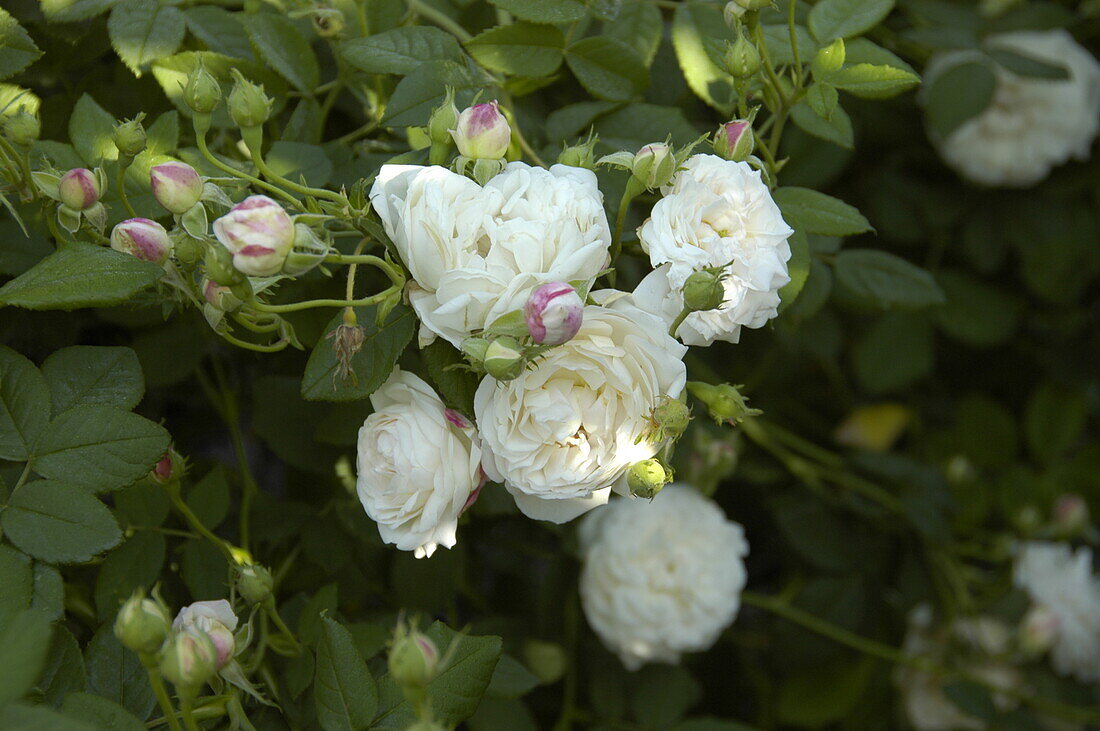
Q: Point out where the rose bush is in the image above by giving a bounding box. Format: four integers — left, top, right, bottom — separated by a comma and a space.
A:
1, 0, 1099, 728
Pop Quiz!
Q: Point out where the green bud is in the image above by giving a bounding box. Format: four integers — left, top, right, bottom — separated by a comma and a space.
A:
228, 69, 272, 129
205, 243, 245, 287
461, 336, 490, 368
725, 31, 761, 79
312, 8, 345, 37
427, 87, 459, 148
647, 396, 691, 443
484, 336, 525, 381
626, 459, 670, 499
557, 137, 598, 169
682, 268, 726, 312
160, 631, 218, 693
3, 110, 40, 146
113, 114, 147, 160
632, 143, 677, 190
184, 61, 222, 115
388, 625, 439, 689
114, 590, 170, 655
687, 382, 762, 426
713, 120, 754, 162
236, 564, 274, 605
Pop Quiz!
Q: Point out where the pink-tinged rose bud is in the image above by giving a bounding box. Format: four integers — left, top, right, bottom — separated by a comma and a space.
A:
524, 282, 583, 346
111, 218, 172, 264
201, 278, 242, 312
451, 101, 511, 160
212, 195, 295, 277
150, 161, 203, 214
151, 451, 174, 484
1053, 494, 1089, 536
389, 624, 439, 688
714, 120, 754, 162
58, 168, 101, 210
632, 143, 676, 189
160, 631, 217, 691
173, 600, 238, 670
1019, 604, 1061, 655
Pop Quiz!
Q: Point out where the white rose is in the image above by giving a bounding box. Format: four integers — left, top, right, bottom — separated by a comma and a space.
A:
926, 30, 1100, 187
173, 599, 238, 669
578, 485, 748, 670
1013, 540, 1100, 682
474, 302, 686, 523
369, 162, 611, 348
356, 369, 482, 558
637, 154, 793, 346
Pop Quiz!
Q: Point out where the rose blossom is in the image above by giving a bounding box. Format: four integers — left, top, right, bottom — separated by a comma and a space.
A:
578, 485, 748, 670
173, 599, 238, 669
925, 30, 1100, 187
213, 195, 296, 277
356, 369, 483, 558
473, 301, 687, 523
369, 162, 611, 348
637, 154, 793, 346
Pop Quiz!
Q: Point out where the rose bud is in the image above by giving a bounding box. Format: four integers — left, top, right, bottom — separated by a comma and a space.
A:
228, 69, 272, 130
428, 88, 459, 148
687, 382, 762, 426
114, 590, 170, 655
725, 30, 761, 79
1052, 494, 1089, 536
173, 600, 238, 670
647, 396, 691, 443
202, 278, 243, 312
150, 161, 203, 215
626, 458, 670, 499
451, 101, 511, 160
714, 120, 754, 162
682, 268, 726, 312
483, 336, 525, 381
632, 143, 677, 190
212, 195, 296, 277
184, 61, 222, 115
160, 631, 218, 692
150, 451, 175, 484
111, 219, 172, 264
58, 168, 102, 210
389, 625, 439, 689
557, 136, 598, 169
113, 114, 147, 160
524, 282, 584, 346
1019, 604, 1060, 656
3, 110, 40, 146
236, 564, 274, 605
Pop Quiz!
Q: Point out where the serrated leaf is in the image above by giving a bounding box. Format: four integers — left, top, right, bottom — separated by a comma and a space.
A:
93, 532, 165, 620
107, 0, 186, 76
834, 250, 945, 309
1, 480, 122, 563
809, 0, 894, 42
302, 304, 415, 401
466, 24, 565, 77
829, 63, 919, 98
84, 626, 155, 720
0, 609, 54, 708
790, 100, 853, 148
422, 340, 478, 415
565, 36, 648, 102
0, 545, 33, 625
41, 346, 145, 415
604, 1, 662, 67
33, 405, 170, 492
486, 0, 586, 24
381, 61, 489, 127
773, 187, 871, 237
340, 26, 464, 75
0, 244, 164, 311
672, 3, 736, 113
313, 616, 378, 731
184, 6, 255, 61
68, 94, 118, 164
924, 59, 995, 139
0, 8, 42, 81
40, 0, 119, 23
245, 12, 320, 92
0, 345, 50, 461
777, 230, 810, 313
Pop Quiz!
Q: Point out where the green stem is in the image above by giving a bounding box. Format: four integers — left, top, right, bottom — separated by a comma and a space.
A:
787, 0, 802, 85
334, 120, 379, 145
141, 656, 183, 731
217, 330, 291, 353
0, 136, 32, 187
264, 601, 303, 654
168, 486, 240, 564
608, 180, 642, 286
195, 128, 301, 208
248, 147, 345, 204
668, 306, 690, 339
117, 160, 138, 218
406, 0, 472, 42
250, 286, 399, 314
178, 696, 202, 731
551, 588, 580, 731
211, 359, 260, 552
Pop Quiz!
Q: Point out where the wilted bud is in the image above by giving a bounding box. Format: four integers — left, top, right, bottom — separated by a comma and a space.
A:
113, 115, 147, 160
524, 282, 584, 346
725, 31, 761, 79
1052, 494, 1089, 536
1019, 604, 1060, 656
160, 631, 218, 692
627, 459, 670, 499
451, 101, 511, 160
714, 120, 754, 162
212, 195, 296, 277
484, 336, 525, 381
202, 278, 243, 312
557, 137, 598, 168
834, 403, 911, 452
326, 307, 366, 386
428, 88, 459, 148
389, 625, 439, 689
174, 600, 238, 670
58, 168, 102, 210
114, 591, 170, 655
150, 161, 203, 215
184, 61, 222, 115
3, 110, 40, 146
682, 268, 726, 312
228, 69, 272, 129
687, 382, 762, 426
632, 143, 677, 190
237, 564, 274, 605
646, 396, 691, 443
111, 218, 172, 265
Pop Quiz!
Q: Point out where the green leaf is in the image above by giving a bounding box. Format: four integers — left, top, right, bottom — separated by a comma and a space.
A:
934, 270, 1018, 347
853, 312, 933, 393
41, 346, 145, 415
151, 51, 288, 128
486, 0, 586, 24
0, 345, 50, 461
301, 304, 416, 402
2, 480, 122, 563
381, 61, 489, 127
245, 12, 320, 92
604, 1, 663, 67
1025, 383, 1086, 465
809, 0, 894, 41
180, 538, 229, 600
988, 48, 1068, 80
924, 60, 996, 139
0, 244, 164, 311
0, 608, 54, 707
265, 141, 333, 187
32, 562, 65, 622
805, 82, 838, 119
340, 26, 464, 75
62, 694, 145, 731
0, 8, 42, 81
0, 703, 95, 730
187, 465, 230, 529
485, 654, 540, 699
373, 622, 502, 729
313, 616, 378, 731
0, 216, 51, 277
114, 481, 170, 527
40, 0, 119, 23
773, 187, 871, 237
466, 24, 565, 77
184, 7, 255, 61
422, 340, 478, 416
777, 230, 810, 313
829, 63, 920, 98
593, 103, 701, 149
790, 100, 853, 148
844, 37, 915, 74
834, 250, 945, 309
93, 532, 165, 620
0, 544, 32, 625
672, 3, 736, 113
35, 625, 87, 706
68, 94, 118, 164
84, 625, 155, 721
565, 36, 648, 102
107, 0, 186, 76
630, 665, 702, 728
33, 405, 170, 492
943, 681, 997, 721
776, 658, 872, 726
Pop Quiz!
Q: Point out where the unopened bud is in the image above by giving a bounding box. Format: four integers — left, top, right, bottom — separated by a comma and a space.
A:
687, 382, 761, 426
627, 459, 670, 499
150, 449, 183, 484
428, 88, 459, 147
484, 336, 525, 381
632, 143, 677, 190
682, 268, 726, 312
1052, 494, 1089, 536
389, 626, 439, 689
111, 218, 173, 265
725, 32, 761, 79
1019, 604, 1060, 656
212, 195, 296, 277
3, 110, 40, 146
228, 69, 272, 129
205, 241, 246, 287
647, 396, 691, 443
184, 62, 222, 115
113, 115, 147, 159
451, 102, 511, 160
524, 282, 583, 346
58, 168, 102, 210
714, 120, 754, 162
557, 137, 598, 168
114, 591, 170, 655
312, 8, 345, 37
160, 631, 218, 692
173, 600, 238, 670
150, 161, 203, 215
236, 564, 274, 605
202, 278, 243, 311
